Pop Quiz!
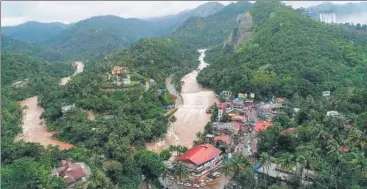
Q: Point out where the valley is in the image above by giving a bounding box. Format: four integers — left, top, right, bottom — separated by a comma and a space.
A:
147, 49, 219, 152
14, 61, 84, 150
2, 1, 367, 189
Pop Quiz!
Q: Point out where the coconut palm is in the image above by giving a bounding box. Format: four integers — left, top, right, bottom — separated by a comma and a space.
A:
173, 162, 188, 181
259, 152, 271, 187
230, 155, 251, 177
221, 161, 234, 186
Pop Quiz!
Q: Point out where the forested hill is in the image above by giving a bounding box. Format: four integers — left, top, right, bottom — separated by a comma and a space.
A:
41, 15, 161, 60
146, 2, 224, 36
172, 1, 253, 49
198, 1, 367, 100
2, 21, 69, 43
98, 38, 198, 84
33, 38, 197, 188
1, 35, 64, 61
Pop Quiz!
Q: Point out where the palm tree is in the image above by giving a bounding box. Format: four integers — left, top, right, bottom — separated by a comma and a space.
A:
231, 155, 251, 177
221, 161, 234, 186
173, 162, 188, 182
259, 152, 271, 187
161, 164, 172, 187
277, 153, 295, 174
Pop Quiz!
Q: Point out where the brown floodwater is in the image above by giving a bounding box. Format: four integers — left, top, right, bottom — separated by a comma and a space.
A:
147, 49, 219, 152
15, 96, 74, 150
59, 61, 84, 86
15, 61, 84, 150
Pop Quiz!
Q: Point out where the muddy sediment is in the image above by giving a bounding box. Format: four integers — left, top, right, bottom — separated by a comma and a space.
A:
15, 96, 74, 150
147, 49, 219, 152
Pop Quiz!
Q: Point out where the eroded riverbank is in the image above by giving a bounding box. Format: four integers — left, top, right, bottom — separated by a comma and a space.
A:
147, 49, 219, 152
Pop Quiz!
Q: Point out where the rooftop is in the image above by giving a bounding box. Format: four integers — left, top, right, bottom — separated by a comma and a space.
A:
176, 144, 221, 166
214, 135, 231, 144
255, 120, 273, 132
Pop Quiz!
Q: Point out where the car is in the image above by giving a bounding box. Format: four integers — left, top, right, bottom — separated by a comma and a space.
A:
200, 183, 206, 187
177, 181, 183, 185
207, 178, 214, 182
193, 184, 200, 188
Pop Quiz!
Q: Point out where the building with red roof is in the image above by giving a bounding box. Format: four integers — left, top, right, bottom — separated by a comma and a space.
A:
52, 158, 91, 183
275, 98, 285, 103
219, 102, 233, 112
176, 144, 223, 180
339, 146, 349, 152
214, 136, 231, 145
255, 120, 273, 132
231, 115, 247, 122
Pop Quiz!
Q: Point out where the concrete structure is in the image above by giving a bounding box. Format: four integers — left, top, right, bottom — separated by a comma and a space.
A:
253, 162, 315, 185
176, 144, 223, 182
52, 158, 92, 183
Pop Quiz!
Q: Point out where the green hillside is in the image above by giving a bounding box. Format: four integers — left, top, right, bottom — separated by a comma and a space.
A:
198, 2, 367, 100
42, 15, 161, 60
2, 21, 69, 43
2, 35, 64, 61
172, 1, 253, 49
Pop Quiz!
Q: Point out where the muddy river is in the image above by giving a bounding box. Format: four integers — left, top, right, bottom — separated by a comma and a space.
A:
15, 61, 84, 150
59, 61, 84, 86
147, 49, 219, 152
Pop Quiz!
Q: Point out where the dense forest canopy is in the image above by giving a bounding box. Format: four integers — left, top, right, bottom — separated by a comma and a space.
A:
2, 1, 367, 189
198, 1, 367, 100
1, 35, 198, 188
172, 1, 253, 49
1, 35, 65, 61
2, 21, 69, 43
198, 2, 367, 188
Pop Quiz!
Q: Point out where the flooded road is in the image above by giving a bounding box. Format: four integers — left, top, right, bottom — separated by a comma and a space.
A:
147, 49, 219, 152
15, 96, 74, 150
59, 61, 84, 86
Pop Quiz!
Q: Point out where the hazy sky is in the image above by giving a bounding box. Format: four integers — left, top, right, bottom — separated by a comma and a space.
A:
1, 1, 361, 26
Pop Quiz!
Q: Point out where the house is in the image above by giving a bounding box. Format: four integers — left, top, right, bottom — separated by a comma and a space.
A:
255, 120, 273, 132
230, 115, 247, 122
52, 158, 91, 183
111, 66, 126, 75
214, 135, 233, 151
220, 91, 232, 100
11, 79, 29, 88
61, 104, 76, 115
123, 74, 131, 85
275, 98, 285, 104
212, 122, 236, 134
339, 146, 349, 152
253, 162, 315, 185
176, 144, 223, 181
326, 111, 340, 117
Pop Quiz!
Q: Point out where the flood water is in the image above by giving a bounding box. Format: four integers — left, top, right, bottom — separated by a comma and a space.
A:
15, 96, 74, 150
147, 49, 220, 152
59, 61, 84, 86
15, 61, 84, 150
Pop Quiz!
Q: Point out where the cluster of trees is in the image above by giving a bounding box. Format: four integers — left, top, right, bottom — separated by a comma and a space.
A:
197, 2, 367, 188
256, 92, 367, 188
198, 1, 367, 101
